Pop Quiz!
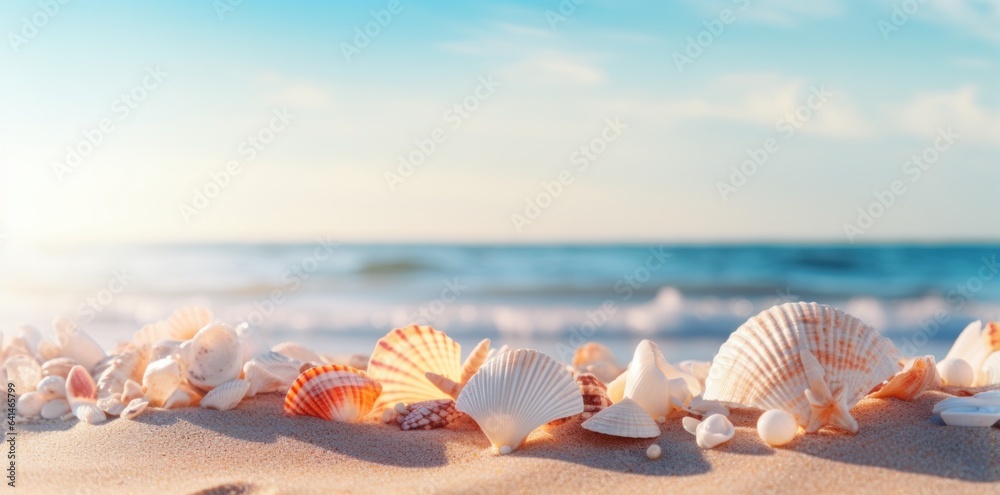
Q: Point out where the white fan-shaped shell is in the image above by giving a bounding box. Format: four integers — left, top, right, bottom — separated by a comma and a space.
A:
184, 322, 242, 390
244, 351, 302, 397
455, 349, 583, 454
200, 379, 250, 411
623, 340, 672, 419
581, 397, 660, 438
984, 351, 1000, 386
52, 317, 106, 370
368, 325, 463, 411
4, 356, 42, 394
704, 302, 901, 434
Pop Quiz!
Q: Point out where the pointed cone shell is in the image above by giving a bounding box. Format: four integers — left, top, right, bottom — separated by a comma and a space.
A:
284, 364, 382, 423
623, 340, 672, 419
367, 325, 462, 411
581, 397, 660, 438
703, 302, 901, 434
184, 322, 242, 390
121, 379, 145, 404
984, 351, 1000, 386
455, 349, 584, 454
201, 379, 250, 411
53, 317, 106, 370
244, 351, 302, 397
869, 356, 938, 401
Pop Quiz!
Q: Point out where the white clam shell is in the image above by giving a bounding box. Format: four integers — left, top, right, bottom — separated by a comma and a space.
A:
121, 398, 149, 420
16, 392, 45, 418
41, 398, 70, 419
937, 357, 975, 387
581, 397, 660, 438
52, 316, 106, 370
367, 325, 463, 411
456, 349, 583, 454
683, 414, 735, 449
243, 351, 301, 397
984, 351, 1000, 386
184, 322, 242, 390
703, 302, 901, 434
200, 379, 250, 411
4, 355, 42, 394
757, 409, 798, 447
36, 375, 67, 400
623, 340, 672, 419
41, 357, 79, 378
143, 357, 183, 407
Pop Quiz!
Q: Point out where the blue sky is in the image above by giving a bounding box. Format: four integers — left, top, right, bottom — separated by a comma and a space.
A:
0, 0, 997, 244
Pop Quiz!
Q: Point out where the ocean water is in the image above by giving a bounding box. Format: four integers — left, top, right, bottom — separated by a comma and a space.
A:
1, 243, 997, 364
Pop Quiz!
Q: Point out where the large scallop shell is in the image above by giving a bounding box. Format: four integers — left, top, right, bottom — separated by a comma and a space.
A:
455, 349, 583, 454
244, 351, 302, 397
581, 397, 660, 438
367, 325, 462, 411
184, 322, 242, 390
134, 306, 214, 345
284, 364, 382, 423
52, 317, 106, 371
868, 356, 938, 401
703, 302, 901, 434
201, 379, 250, 411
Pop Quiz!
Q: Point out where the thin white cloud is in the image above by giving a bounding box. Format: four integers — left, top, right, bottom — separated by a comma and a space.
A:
502, 51, 606, 86
684, 0, 842, 26
922, 0, 999, 42
272, 83, 334, 108
892, 85, 1000, 144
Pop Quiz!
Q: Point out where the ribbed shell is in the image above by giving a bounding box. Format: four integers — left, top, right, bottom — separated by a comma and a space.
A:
244, 351, 302, 397
703, 302, 901, 433
868, 356, 938, 401
578, 373, 613, 418
398, 399, 463, 430
581, 398, 660, 438
455, 349, 583, 453
367, 325, 462, 411
201, 379, 250, 411
134, 306, 214, 345
284, 364, 382, 423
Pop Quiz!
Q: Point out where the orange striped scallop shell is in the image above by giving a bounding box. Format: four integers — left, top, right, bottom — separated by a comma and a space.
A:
284, 364, 382, 423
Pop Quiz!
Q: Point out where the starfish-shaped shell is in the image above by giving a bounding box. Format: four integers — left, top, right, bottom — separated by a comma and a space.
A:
801, 348, 859, 433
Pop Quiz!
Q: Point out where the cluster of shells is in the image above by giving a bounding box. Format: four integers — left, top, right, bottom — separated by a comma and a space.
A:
8, 302, 999, 454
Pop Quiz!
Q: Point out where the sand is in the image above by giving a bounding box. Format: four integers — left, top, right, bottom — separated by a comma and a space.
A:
16, 388, 999, 495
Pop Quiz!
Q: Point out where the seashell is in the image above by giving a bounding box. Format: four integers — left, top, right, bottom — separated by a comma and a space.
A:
41, 357, 79, 379
4, 355, 42, 394
678, 360, 712, 390
41, 398, 70, 419
367, 325, 462, 411
121, 398, 149, 420
272, 342, 323, 365
3, 336, 35, 362
869, 356, 937, 401
757, 409, 799, 446
66, 365, 106, 424
460, 338, 491, 385
143, 357, 183, 407
36, 375, 67, 400
937, 357, 975, 387
425, 371, 462, 399
581, 397, 660, 438
15, 325, 42, 354
323, 353, 369, 371
944, 320, 1000, 386
573, 342, 624, 384
380, 408, 398, 423
399, 398, 464, 430
607, 371, 627, 403
149, 340, 181, 362
235, 323, 269, 364
578, 373, 613, 419
121, 380, 145, 404
484, 344, 509, 363
96, 345, 149, 402
243, 351, 302, 397
284, 364, 382, 423
932, 390, 1000, 427
97, 394, 126, 416
164, 382, 203, 409
623, 340, 672, 420
16, 392, 45, 418
135, 306, 214, 345
456, 349, 584, 454
201, 379, 250, 411
984, 351, 1000, 386
703, 302, 901, 434
683, 413, 735, 449
37, 340, 60, 362
52, 316, 106, 371
184, 322, 242, 391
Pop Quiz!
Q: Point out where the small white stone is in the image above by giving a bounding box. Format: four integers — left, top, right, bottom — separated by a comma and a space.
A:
646, 444, 662, 460
757, 409, 798, 447
499, 445, 512, 455
937, 358, 975, 387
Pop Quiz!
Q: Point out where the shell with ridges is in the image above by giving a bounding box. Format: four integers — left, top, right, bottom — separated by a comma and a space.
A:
455, 349, 584, 454
399, 398, 463, 430
135, 306, 214, 345
581, 397, 660, 438
284, 364, 381, 423
368, 325, 462, 411
703, 302, 901, 434
96, 345, 149, 402
244, 351, 302, 397
869, 356, 938, 401
577, 373, 613, 419
184, 322, 242, 391
201, 379, 250, 411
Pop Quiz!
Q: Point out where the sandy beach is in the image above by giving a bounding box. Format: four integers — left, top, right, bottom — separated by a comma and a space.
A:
18, 386, 998, 495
